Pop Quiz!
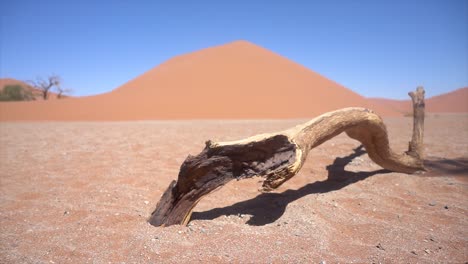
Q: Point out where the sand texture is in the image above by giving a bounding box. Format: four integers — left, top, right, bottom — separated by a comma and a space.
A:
1, 114, 467, 263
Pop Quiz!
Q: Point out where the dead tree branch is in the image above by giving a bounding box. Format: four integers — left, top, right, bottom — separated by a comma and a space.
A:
28, 75, 61, 100
56, 85, 72, 99
149, 87, 426, 227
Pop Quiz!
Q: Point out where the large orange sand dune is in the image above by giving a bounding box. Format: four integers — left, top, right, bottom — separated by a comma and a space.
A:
0, 41, 397, 121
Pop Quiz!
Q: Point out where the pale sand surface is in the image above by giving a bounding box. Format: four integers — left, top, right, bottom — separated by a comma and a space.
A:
1, 114, 467, 263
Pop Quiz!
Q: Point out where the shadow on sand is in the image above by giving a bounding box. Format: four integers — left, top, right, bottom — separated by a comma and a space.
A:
191, 145, 390, 226
424, 157, 468, 176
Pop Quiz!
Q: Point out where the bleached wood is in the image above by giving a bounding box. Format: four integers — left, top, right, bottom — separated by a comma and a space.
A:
149, 88, 426, 227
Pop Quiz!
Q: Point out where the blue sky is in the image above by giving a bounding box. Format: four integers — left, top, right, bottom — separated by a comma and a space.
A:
1, 0, 466, 99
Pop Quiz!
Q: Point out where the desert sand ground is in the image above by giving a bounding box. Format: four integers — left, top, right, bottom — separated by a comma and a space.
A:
0, 114, 467, 263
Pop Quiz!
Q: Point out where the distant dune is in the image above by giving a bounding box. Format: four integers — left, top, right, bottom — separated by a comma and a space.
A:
368, 87, 468, 114
0, 41, 465, 121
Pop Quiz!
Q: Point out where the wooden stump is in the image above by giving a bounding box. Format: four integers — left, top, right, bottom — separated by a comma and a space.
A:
149, 88, 426, 227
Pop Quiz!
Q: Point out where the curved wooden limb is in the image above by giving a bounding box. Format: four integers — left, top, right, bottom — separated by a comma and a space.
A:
149, 88, 426, 227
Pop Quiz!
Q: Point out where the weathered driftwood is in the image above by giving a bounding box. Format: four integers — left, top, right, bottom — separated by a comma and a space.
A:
407, 86, 425, 159
149, 87, 425, 227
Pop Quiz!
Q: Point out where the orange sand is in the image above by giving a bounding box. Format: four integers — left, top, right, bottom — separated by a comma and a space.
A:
1, 115, 467, 262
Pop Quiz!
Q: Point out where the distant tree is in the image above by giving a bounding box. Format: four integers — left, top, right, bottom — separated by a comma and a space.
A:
0, 85, 34, 101
28, 75, 61, 100
55, 85, 72, 99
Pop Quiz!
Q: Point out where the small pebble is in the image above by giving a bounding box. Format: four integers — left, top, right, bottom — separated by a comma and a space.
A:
444, 205, 449, 209
428, 201, 437, 206
144, 201, 149, 205
411, 250, 418, 255
376, 243, 385, 251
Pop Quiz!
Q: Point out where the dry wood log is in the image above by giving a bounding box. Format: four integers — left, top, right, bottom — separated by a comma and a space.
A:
149, 87, 426, 227
407, 86, 425, 159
